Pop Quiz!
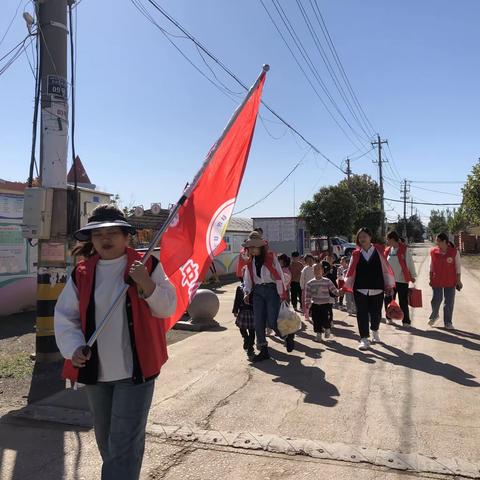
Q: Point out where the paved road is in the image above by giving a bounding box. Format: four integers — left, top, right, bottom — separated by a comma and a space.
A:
1, 244, 479, 479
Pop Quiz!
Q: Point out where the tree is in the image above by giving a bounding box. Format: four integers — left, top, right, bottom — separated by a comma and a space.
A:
428, 210, 448, 238
300, 185, 356, 238
396, 214, 425, 242
338, 174, 382, 237
447, 207, 469, 234
462, 161, 480, 224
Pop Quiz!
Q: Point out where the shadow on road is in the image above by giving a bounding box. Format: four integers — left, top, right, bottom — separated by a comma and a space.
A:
403, 326, 480, 352
370, 343, 480, 387
252, 349, 340, 407
0, 311, 35, 340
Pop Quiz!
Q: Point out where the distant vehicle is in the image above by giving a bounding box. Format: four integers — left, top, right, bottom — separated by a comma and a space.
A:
310, 236, 356, 261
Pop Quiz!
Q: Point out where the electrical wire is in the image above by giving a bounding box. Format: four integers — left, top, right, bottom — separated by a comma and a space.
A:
384, 198, 461, 206
0, 0, 23, 49
294, 0, 372, 140
28, 10, 40, 186
135, 0, 345, 173
311, 0, 376, 135
234, 148, 312, 215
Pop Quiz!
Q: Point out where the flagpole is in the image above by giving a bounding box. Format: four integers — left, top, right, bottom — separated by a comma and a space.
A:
81, 64, 269, 356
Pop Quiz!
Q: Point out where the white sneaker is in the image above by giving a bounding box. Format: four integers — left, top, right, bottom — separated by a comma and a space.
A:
324, 329, 331, 340
371, 330, 381, 344
445, 323, 454, 330
428, 316, 438, 327
358, 338, 370, 351
314, 332, 322, 343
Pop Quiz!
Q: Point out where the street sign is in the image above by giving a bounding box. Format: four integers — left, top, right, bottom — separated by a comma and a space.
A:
47, 75, 67, 100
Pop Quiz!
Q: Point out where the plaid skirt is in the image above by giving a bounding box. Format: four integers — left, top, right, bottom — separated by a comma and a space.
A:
235, 308, 255, 329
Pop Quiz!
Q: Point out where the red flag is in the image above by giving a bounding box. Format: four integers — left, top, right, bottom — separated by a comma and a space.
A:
160, 67, 268, 330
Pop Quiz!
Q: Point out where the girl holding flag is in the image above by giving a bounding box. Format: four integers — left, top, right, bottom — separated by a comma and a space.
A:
242, 231, 292, 361
344, 227, 395, 351
54, 205, 176, 480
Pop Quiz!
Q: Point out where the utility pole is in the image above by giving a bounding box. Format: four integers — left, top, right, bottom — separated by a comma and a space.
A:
410, 198, 414, 217
345, 158, 352, 184
371, 135, 388, 238
400, 179, 410, 240
36, 0, 70, 362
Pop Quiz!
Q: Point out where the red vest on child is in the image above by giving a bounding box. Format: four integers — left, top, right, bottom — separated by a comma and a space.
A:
62, 248, 169, 384
385, 243, 413, 283
430, 246, 457, 288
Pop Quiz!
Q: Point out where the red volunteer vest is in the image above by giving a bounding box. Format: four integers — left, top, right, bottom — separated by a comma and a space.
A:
385, 243, 413, 283
62, 248, 169, 384
347, 246, 386, 278
247, 251, 285, 296
430, 246, 457, 288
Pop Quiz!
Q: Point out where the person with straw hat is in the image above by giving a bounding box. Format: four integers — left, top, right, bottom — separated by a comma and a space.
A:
242, 231, 292, 361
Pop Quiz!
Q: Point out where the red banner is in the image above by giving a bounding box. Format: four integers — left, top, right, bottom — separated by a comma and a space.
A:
160, 69, 267, 331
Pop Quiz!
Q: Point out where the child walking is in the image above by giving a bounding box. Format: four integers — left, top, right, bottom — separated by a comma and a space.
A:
305, 263, 339, 342
233, 282, 255, 358
54, 205, 177, 480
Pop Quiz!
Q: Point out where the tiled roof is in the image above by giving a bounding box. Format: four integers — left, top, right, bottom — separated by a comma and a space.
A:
227, 217, 252, 232
0, 179, 28, 192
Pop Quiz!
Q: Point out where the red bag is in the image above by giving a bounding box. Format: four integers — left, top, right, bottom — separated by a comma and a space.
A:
386, 300, 404, 321
408, 288, 423, 308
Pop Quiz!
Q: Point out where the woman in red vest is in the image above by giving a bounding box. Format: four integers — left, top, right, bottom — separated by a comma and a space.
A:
384, 231, 417, 327
344, 228, 395, 350
428, 232, 462, 329
54, 205, 176, 480
242, 231, 290, 361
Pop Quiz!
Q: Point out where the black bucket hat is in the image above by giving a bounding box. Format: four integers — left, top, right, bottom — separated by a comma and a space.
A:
74, 209, 136, 242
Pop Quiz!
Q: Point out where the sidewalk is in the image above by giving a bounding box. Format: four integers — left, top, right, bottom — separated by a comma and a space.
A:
1, 244, 480, 479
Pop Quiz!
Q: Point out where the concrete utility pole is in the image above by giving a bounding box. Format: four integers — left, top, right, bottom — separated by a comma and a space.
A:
400, 179, 411, 240
345, 158, 352, 184
371, 135, 388, 238
36, 0, 70, 362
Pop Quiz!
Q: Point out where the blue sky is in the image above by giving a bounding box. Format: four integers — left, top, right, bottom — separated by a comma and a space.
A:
1, 0, 478, 224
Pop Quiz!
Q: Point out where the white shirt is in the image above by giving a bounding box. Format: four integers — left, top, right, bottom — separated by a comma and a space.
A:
350, 246, 384, 296
387, 246, 417, 283
300, 265, 315, 291
243, 256, 287, 296
54, 255, 176, 382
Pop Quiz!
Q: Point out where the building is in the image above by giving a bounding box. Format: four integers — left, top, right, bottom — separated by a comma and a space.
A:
252, 216, 310, 256
0, 161, 111, 316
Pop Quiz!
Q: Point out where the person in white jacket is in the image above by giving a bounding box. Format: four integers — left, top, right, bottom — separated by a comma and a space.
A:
54, 205, 176, 480
300, 254, 315, 315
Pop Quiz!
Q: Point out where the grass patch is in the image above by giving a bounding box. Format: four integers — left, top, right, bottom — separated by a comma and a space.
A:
0, 353, 33, 379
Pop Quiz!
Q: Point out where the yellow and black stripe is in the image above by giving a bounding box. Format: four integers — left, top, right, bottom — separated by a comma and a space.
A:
36, 270, 66, 354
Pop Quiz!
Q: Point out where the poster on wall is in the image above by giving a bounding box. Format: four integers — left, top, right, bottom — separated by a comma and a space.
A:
0, 224, 27, 275
0, 193, 24, 220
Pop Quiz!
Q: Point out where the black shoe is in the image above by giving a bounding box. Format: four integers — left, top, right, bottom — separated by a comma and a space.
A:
247, 347, 255, 359
243, 338, 249, 351
252, 346, 270, 362
285, 334, 295, 353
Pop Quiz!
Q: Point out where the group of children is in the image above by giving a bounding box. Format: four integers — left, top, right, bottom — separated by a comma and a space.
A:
233, 250, 356, 355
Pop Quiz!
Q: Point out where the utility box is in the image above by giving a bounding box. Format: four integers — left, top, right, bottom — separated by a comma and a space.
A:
22, 187, 54, 239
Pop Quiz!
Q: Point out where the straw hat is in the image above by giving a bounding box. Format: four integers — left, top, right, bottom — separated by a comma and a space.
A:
242, 231, 267, 248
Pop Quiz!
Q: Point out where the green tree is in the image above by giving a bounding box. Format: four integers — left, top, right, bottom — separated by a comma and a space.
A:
338, 174, 382, 235
396, 215, 425, 242
447, 208, 469, 234
300, 185, 357, 238
462, 161, 480, 224
428, 209, 448, 238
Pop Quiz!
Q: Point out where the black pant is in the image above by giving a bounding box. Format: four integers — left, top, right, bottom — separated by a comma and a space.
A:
385, 282, 411, 324
239, 328, 255, 349
354, 291, 384, 339
311, 303, 332, 333
290, 281, 302, 310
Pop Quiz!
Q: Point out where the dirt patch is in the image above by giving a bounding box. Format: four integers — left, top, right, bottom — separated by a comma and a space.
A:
463, 254, 480, 272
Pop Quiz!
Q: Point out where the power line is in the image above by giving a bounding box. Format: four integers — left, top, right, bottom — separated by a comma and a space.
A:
384, 197, 461, 206
136, 0, 345, 173
234, 148, 312, 215
260, 0, 370, 151
0, 0, 23, 49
